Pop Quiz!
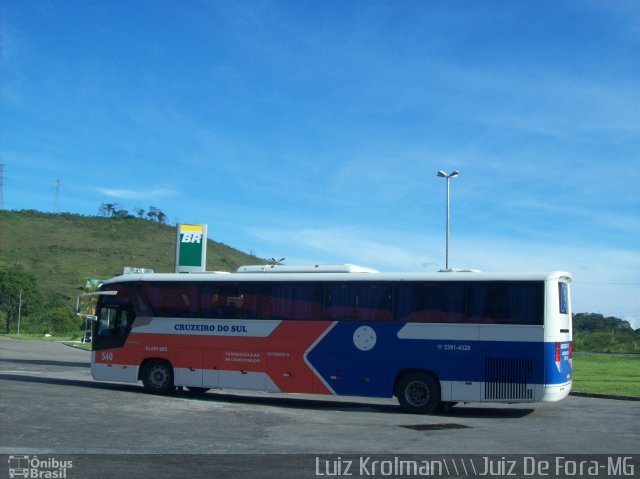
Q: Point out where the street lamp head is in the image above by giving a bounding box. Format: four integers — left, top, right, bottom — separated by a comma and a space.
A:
437, 170, 460, 178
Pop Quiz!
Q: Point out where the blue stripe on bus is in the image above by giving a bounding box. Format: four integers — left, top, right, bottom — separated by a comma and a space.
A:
305, 322, 571, 397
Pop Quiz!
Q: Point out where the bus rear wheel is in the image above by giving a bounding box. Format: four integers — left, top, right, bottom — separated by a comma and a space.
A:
396, 372, 441, 414
141, 360, 174, 394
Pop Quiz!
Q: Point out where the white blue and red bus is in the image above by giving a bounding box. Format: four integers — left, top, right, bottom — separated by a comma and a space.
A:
84, 265, 573, 413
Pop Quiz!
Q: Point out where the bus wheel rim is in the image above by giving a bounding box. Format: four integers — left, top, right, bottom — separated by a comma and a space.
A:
406, 380, 429, 407
149, 366, 169, 387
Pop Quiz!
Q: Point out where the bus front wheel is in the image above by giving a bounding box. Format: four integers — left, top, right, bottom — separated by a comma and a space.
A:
396, 372, 441, 414
141, 360, 174, 394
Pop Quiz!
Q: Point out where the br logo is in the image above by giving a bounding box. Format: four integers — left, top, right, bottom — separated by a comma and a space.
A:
181, 233, 202, 244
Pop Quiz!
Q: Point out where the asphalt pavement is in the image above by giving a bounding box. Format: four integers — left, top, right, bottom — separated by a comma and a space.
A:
1, 336, 637, 478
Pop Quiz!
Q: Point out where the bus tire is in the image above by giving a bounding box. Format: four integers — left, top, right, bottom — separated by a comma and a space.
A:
396, 372, 441, 414
141, 360, 174, 394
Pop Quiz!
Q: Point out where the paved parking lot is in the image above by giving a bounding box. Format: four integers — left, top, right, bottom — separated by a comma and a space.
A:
1, 337, 638, 477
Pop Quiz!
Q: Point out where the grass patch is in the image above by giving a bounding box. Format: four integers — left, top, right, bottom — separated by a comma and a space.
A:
574, 330, 640, 354
572, 353, 640, 397
63, 341, 92, 351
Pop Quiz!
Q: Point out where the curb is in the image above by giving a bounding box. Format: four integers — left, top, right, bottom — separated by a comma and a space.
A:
570, 391, 640, 401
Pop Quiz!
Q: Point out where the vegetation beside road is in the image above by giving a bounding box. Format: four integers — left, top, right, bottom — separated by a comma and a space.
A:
0, 209, 263, 336
572, 313, 639, 354
572, 353, 640, 397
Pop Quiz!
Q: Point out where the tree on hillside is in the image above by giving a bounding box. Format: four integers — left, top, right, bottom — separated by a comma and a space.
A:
113, 208, 131, 219
98, 203, 115, 217
147, 206, 158, 222
99, 203, 130, 218
98, 203, 167, 222
0, 267, 44, 334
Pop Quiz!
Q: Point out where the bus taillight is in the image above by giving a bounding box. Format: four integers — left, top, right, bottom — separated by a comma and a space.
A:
555, 342, 561, 362
568, 341, 573, 359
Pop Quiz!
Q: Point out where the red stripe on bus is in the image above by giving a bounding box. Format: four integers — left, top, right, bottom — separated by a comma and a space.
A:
94, 320, 334, 394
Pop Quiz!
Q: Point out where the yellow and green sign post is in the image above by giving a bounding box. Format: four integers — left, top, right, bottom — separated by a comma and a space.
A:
175, 223, 207, 273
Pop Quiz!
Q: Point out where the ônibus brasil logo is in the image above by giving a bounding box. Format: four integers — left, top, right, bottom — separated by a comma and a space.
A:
7, 455, 72, 478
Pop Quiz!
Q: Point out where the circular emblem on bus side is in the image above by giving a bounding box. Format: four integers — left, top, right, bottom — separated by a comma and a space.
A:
353, 326, 377, 351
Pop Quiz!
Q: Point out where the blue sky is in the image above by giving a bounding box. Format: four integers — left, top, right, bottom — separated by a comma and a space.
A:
1, 1, 639, 327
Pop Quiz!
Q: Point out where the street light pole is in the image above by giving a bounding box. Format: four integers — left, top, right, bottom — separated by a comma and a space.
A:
17, 290, 22, 336
437, 170, 459, 271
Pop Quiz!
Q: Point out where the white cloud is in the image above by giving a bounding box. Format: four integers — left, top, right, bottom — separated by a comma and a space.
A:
97, 187, 177, 200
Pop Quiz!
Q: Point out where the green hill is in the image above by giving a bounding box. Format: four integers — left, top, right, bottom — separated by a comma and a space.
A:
0, 209, 263, 303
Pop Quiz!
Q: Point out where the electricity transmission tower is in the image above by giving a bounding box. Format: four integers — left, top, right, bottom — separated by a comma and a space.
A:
53, 178, 62, 212
0, 164, 5, 210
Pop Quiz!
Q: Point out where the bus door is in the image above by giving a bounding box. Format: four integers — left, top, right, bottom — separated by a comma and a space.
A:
91, 285, 137, 383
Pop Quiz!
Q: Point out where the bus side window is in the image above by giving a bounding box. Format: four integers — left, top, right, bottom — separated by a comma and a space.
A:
357, 284, 392, 321
139, 283, 200, 318
468, 284, 507, 323
203, 285, 232, 318
395, 283, 464, 323
202, 283, 259, 319
559, 282, 569, 314
325, 284, 358, 321
257, 283, 323, 321
325, 284, 392, 322
467, 282, 543, 324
